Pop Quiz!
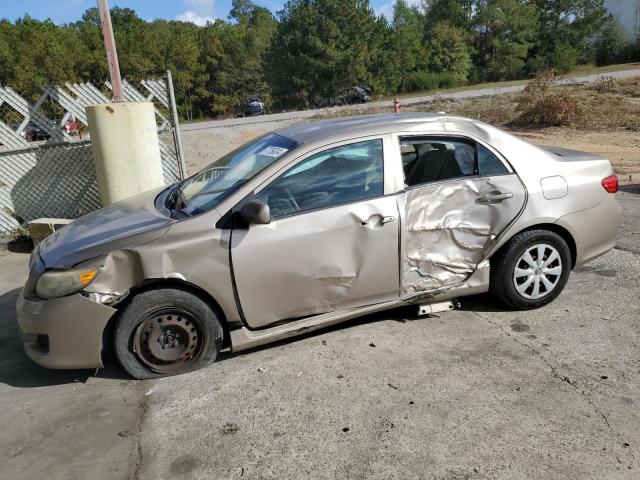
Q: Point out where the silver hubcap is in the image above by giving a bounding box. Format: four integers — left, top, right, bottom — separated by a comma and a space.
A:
513, 244, 562, 300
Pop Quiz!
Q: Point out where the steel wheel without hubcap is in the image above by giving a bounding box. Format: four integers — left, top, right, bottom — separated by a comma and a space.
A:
513, 243, 562, 300
133, 311, 202, 374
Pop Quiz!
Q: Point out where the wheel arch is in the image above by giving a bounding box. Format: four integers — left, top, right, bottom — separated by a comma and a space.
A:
491, 223, 577, 269
102, 278, 232, 361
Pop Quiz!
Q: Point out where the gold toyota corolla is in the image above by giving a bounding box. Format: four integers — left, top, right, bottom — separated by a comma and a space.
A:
17, 114, 623, 378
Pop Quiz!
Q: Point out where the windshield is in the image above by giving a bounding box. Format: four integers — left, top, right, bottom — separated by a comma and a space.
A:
176, 134, 299, 216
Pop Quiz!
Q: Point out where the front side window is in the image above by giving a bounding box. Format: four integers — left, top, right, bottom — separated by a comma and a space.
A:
256, 139, 384, 219
177, 134, 299, 216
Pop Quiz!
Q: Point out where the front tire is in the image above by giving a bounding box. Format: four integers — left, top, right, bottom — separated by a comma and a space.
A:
113, 287, 223, 379
490, 229, 571, 310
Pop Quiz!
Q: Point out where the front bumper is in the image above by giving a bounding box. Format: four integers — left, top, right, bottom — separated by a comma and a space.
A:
243, 107, 264, 115
16, 291, 117, 369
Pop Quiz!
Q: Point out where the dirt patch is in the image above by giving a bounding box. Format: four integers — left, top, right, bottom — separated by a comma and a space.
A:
182, 120, 297, 174
512, 129, 640, 181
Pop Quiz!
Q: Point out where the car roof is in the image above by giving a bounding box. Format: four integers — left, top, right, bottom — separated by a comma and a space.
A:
275, 112, 473, 144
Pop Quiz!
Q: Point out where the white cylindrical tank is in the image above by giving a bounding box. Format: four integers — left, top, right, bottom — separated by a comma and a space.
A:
86, 102, 165, 205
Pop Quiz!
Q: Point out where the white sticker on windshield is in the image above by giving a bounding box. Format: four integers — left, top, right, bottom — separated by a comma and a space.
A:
259, 146, 289, 158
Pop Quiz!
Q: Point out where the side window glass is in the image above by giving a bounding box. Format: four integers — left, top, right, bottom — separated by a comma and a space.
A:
401, 139, 475, 187
478, 144, 508, 176
257, 139, 384, 218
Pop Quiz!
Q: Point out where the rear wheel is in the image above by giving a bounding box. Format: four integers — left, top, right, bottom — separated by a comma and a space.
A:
490, 229, 571, 310
114, 287, 223, 379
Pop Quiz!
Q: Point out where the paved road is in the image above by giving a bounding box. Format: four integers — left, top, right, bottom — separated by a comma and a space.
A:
0, 187, 639, 479
181, 68, 640, 133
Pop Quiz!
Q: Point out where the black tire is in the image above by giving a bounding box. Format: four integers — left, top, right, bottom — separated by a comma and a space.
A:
490, 229, 572, 310
113, 287, 223, 379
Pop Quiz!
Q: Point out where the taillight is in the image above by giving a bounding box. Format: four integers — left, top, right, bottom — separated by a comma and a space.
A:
601, 175, 618, 193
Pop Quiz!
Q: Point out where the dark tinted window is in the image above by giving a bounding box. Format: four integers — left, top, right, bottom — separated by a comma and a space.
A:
401, 139, 475, 187
478, 144, 508, 176
257, 140, 384, 218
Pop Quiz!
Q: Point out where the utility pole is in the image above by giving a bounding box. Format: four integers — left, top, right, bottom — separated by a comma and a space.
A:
96, 0, 123, 102
166, 70, 187, 180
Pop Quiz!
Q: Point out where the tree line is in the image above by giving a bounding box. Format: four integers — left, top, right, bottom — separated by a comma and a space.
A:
0, 0, 637, 119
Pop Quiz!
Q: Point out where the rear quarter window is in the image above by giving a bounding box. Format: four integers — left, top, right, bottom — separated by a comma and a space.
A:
478, 144, 508, 176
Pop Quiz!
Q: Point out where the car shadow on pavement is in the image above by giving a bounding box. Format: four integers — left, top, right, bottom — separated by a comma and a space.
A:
217, 295, 510, 362
0, 286, 129, 388
215, 305, 422, 362
458, 293, 512, 313
620, 184, 640, 194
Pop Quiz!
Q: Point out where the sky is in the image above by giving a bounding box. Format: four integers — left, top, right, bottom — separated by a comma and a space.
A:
0, 0, 413, 25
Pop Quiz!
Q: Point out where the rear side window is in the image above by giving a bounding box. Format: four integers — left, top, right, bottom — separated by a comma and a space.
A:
401, 139, 475, 187
400, 137, 507, 187
257, 139, 384, 218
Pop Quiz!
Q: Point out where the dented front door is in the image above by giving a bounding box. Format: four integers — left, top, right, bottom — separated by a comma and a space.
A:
230, 138, 400, 329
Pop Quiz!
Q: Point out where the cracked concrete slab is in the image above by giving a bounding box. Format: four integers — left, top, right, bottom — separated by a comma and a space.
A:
0, 190, 638, 479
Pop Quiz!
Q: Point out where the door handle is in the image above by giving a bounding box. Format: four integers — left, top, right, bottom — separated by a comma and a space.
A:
479, 192, 513, 203
360, 215, 395, 227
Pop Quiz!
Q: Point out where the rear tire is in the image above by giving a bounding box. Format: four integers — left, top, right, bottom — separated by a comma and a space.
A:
490, 229, 571, 310
113, 287, 223, 379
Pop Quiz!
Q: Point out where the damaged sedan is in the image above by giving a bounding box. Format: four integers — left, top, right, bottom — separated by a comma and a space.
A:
17, 113, 622, 378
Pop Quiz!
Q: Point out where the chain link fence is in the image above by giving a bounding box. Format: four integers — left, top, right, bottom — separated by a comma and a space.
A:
0, 141, 98, 228
0, 73, 184, 233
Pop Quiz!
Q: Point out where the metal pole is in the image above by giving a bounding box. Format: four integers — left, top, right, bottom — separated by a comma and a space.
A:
97, 0, 123, 102
166, 70, 187, 180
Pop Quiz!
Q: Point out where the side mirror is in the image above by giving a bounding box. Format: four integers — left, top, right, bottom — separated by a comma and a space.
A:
239, 200, 271, 225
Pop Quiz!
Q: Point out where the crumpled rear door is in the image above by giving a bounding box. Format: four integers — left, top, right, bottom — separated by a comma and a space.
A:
399, 174, 525, 297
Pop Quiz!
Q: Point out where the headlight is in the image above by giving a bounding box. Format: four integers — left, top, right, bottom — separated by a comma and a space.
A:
35, 267, 102, 300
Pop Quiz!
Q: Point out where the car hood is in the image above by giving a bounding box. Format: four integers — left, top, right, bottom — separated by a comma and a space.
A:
39, 188, 174, 269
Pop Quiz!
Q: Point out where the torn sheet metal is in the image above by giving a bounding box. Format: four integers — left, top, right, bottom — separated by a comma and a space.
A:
401, 175, 525, 296
77, 214, 243, 328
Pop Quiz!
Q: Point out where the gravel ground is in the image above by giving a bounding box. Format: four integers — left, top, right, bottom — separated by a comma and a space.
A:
0, 189, 638, 479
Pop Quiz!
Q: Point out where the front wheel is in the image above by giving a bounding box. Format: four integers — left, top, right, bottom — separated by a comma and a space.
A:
114, 287, 223, 379
490, 229, 571, 310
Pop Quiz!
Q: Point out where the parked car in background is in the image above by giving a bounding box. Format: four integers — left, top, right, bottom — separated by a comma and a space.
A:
316, 84, 373, 108
24, 123, 50, 142
1, 122, 50, 143
17, 113, 622, 379
236, 97, 265, 117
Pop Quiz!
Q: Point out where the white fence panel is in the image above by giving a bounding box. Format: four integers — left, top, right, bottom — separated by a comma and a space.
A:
0, 76, 182, 232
